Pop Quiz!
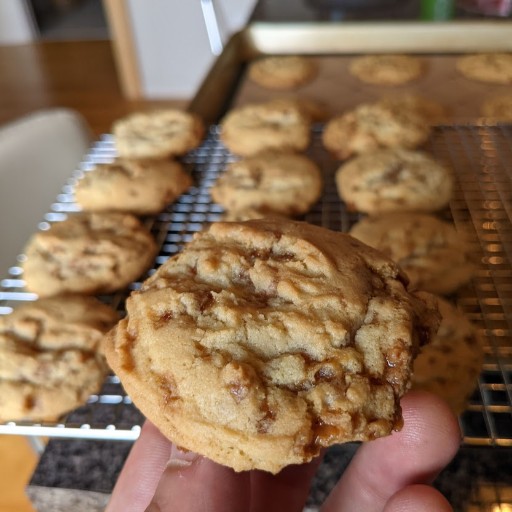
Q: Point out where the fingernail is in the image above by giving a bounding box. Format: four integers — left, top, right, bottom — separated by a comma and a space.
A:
166, 444, 199, 470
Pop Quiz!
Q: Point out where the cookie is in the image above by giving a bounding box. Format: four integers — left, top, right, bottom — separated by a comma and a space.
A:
456, 53, 512, 84
22, 213, 157, 297
349, 54, 424, 85
220, 100, 310, 156
350, 212, 476, 295
112, 109, 204, 159
248, 56, 317, 90
0, 295, 118, 352
269, 97, 330, 123
210, 152, 322, 216
219, 208, 288, 222
0, 296, 117, 421
75, 158, 192, 215
481, 94, 512, 120
378, 94, 448, 125
336, 149, 453, 214
412, 297, 484, 415
322, 102, 431, 160
103, 218, 440, 473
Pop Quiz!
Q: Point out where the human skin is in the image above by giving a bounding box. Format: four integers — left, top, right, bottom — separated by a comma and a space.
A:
107, 391, 461, 512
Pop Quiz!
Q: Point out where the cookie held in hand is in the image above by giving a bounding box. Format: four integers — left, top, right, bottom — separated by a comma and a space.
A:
103, 218, 440, 473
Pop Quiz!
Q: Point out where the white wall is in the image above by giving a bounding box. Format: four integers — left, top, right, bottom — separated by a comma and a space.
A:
0, 0, 36, 44
126, 0, 256, 98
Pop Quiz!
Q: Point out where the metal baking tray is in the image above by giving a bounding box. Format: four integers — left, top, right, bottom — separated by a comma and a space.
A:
190, 22, 512, 125
1, 25, 512, 447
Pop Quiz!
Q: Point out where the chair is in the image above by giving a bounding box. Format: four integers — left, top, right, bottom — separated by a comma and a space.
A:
0, 108, 92, 275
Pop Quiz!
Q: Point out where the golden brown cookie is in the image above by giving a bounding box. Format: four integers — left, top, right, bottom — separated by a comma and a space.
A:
219, 208, 288, 222
336, 149, 453, 214
0, 296, 117, 421
456, 53, 512, 84
349, 54, 424, 85
103, 218, 440, 474
322, 102, 431, 160
112, 109, 204, 159
269, 97, 330, 123
220, 101, 310, 156
210, 152, 322, 216
248, 56, 317, 90
0, 295, 118, 352
75, 158, 192, 215
481, 94, 512, 121
378, 94, 448, 125
412, 297, 484, 415
22, 213, 157, 297
350, 212, 476, 295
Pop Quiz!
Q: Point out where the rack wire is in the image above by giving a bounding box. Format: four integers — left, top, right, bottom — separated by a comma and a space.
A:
1, 125, 511, 446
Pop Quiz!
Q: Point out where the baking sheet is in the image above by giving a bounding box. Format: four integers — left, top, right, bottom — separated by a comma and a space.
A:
190, 23, 512, 123
232, 54, 510, 123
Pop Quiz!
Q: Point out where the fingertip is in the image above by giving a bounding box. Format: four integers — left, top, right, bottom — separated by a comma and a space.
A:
320, 391, 461, 512
140, 419, 167, 441
106, 421, 172, 512
398, 391, 461, 465
383, 484, 453, 512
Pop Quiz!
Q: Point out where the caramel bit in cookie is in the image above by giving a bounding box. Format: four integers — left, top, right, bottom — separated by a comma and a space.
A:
256, 400, 277, 434
198, 291, 215, 313
314, 365, 336, 383
152, 310, 174, 329
313, 419, 341, 447
222, 361, 259, 404
156, 375, 180, 406
117, 321, 137, 372
24, 394, 37, 411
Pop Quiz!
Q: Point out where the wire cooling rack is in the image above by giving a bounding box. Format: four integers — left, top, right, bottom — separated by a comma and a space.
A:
0, 125, 511, 444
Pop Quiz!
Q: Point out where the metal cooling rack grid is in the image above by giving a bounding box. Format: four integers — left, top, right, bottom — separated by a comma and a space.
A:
1, 125, 512, 447
426, 125, 512, 448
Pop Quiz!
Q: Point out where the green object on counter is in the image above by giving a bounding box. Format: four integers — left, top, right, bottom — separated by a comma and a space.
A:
421, 0, 455, 19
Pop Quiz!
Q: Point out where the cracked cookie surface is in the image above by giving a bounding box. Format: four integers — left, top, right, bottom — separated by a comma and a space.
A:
349, 54, 424, 85
456, 53, 512, 84
322, 102, 431, 160
103, 218, 440, 473
22, 213, 157, 297
248, 56, 317, 90
75, 158, 192, 215
220, 100, 310, 156
350, 212, 476, 295
112, 109, 204, 159
210, 152, 322, 216
481, 94, 512, 121
0, 296, 117, 421
336, 149, 453, 214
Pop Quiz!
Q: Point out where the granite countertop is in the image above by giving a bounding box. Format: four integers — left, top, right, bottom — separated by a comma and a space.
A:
27, 437, 512, 511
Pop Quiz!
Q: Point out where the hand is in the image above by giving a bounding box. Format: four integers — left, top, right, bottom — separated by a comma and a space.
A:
106, 391, 461, 512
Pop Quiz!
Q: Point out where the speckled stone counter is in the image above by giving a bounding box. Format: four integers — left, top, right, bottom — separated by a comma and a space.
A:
27, 438, 512, 511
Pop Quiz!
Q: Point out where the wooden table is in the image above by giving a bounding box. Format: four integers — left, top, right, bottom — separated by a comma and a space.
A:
0, 40, 188, 137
